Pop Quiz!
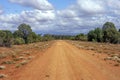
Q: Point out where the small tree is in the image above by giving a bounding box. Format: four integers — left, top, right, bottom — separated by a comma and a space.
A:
27, 32, 38, 43
14, 37, 25, 45
18, 23, 32, 44
102, 22, 120, 44
13, 30, 23, 38
88, 30, 97, 42
94, 28, 103, 42
102, 22, 116, 31
75, 33, 87, 41
2, 30, 13, 47
88, 28, 103, 42
0, 30, 6, 46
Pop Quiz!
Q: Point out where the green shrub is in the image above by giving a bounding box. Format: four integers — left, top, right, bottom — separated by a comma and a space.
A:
14, 37, 25, 45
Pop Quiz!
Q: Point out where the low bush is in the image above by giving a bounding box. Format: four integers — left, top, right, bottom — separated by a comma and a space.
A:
14, 37, 25, 45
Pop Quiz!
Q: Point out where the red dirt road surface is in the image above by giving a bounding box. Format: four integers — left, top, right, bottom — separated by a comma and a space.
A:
9, 41, 120, 80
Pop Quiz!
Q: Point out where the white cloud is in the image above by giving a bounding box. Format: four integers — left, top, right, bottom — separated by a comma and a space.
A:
0, 0, 56, 33
107, 0, 120, 9
53, 0, 120, 34
57, 9, 78, 18
77, 0, 105, 14
0, 0, 120, 34
9, 0, 53, 10
0, 9, 56, 31
20, 10, 55, 23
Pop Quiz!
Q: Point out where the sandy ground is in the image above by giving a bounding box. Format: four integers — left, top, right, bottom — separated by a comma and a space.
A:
7, 40, 120, 80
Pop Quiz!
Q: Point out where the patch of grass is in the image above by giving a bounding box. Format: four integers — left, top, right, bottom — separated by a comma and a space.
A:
28, 56, 34, 60
117, 60, 120, 63
11, 53, 17, 58
18, 56, 25, 60
13, 58, 21, 61
0, 51, 17, 59
0, 53, 7, 59
15, 64, 22, 68
69, 41, 120, 55
110, 54, 119, 57
97, 50, 102, 53
16, 60, 28, 68
1, 60, 15, 64
0, 74, 7, 78
13, 58, 20, 61
20, 60, 28, 65
0, 66, 6, 70
23, 52, 31, 55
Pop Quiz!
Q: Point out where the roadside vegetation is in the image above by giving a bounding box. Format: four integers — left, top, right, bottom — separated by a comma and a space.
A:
50, 22, 120, 44
66, 22, 120, 66
0, 23, 54, 47
87, 22, 120, 44
72, 22, 120, 44
0, 41, 53, 79
34, 22, 120, 44
69, 40, 120, 66
0, 22, 120, 48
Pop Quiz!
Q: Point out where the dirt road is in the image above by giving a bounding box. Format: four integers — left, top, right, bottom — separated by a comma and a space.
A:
10, 41, 120, 80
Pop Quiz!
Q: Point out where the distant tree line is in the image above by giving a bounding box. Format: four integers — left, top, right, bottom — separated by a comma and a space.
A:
51, 35, 74, 40
0, 23, 54, 47
87, 22, 120, 44
56, 22, 120, 44
0, 22, 120, 47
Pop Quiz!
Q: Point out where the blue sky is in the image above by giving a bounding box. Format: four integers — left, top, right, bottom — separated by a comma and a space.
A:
1, 0, 75, 14
0, 0, 120, 35
48, 0, 75, 10
1, 0, 33, 14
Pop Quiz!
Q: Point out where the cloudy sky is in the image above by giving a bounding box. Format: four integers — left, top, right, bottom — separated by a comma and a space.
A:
0, 0, 120, 35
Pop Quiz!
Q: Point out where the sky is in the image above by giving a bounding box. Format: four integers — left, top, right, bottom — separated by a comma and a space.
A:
0, 0, 120, 35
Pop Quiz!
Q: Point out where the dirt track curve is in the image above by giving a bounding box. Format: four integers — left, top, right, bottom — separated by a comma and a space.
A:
10, 41, 120, 80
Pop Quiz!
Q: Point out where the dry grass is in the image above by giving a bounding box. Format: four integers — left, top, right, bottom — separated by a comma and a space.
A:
69, 41, 120, 55
0, 52, 7, 59
15, 60, 29, 68
0, 65, 6, 70
1, 60, 15, 65
0, 74, 7, 78
0, 41, 54, 77
69, 40, 120, 64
